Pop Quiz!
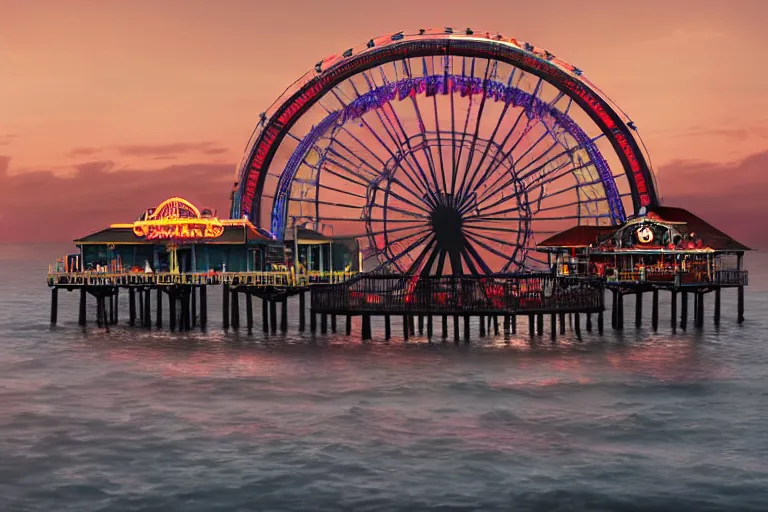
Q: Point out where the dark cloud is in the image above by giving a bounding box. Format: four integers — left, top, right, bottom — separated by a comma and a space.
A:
66, 141, 230, 159
67, 146, 101, 158
656, 150, 768, 249
0, 134, 20, 146
677, 124, 768, 141
73, 160, 115, 174
0, 159, 234, 242
1, 149, 765, 250
113, 141, 229, 157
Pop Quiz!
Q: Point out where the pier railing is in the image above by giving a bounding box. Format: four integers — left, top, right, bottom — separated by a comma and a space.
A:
47, 271, 220, 287
311, 274, 604, 315
559, 267, 748, 287
221, 271, 296, 287
48, 269, 359, 288
715, 270, 749, 286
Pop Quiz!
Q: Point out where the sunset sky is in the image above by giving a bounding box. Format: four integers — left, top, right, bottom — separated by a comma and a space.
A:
1, 0, 766, 247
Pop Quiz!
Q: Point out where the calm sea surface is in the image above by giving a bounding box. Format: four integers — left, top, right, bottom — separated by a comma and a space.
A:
1, 243, 767, 511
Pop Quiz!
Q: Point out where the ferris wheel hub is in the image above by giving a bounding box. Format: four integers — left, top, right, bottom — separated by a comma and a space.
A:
430, 204, 465, 254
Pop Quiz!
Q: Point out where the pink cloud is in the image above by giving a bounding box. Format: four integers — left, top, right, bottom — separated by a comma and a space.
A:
0, 156, 234, 242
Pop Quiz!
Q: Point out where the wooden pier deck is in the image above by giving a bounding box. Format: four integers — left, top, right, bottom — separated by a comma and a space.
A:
46, 268, 748, 340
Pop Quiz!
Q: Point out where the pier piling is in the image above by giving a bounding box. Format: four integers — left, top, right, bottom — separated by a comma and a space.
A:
222, 284, 230, 330
281, 299, 288, 333
191, 288, 197, 329
714, 287, 721, 326
269, 301, 277, 334
693, 293, 699, 327
575, 313, 582, 341
384, 314, 391, 340
617, 293, 624, 330
50, 288, 58, 325
362, 313, 372, 340
169, 293, 177, 331
651, 290, 659, 331
138, 289, 144, 327
156, 288, 163, 329
200, 286, 207, 330
143, 289, 151, 328
550, 313, 556, 341
262, 298, 269, 333
670, 290, 677, 330
737, 286, 744, 324
635, 292, 643, 328
680, 291, 688, 331
453, 315, 460, 341
299, 291, 306, 332
696, 292, 705, 329
231, 290, 240, 330
128, 288, 135, 326
246, 292, 253, 334
182, 290, 190, 331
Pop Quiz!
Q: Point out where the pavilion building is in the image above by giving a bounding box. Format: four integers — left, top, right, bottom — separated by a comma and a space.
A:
536, 206, 750, 287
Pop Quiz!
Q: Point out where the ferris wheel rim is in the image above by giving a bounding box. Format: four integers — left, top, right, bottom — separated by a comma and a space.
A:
231, 31, 658, 224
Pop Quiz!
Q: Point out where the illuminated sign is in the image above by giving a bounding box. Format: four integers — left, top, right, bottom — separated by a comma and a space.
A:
636, 225, 654, 244
129, 197, 224, 241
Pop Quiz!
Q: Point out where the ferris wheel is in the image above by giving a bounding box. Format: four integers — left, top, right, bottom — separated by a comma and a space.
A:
231, 29, 659, 276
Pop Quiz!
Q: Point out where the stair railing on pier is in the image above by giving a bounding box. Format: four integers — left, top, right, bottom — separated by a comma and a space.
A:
311, 274, 604, 315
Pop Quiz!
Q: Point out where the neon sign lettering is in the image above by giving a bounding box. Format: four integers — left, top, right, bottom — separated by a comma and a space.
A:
129, 197, 225, 241
134, 222, 224, 240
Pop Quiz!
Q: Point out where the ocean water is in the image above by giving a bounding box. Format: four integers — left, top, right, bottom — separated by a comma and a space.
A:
1, 243, 767, 511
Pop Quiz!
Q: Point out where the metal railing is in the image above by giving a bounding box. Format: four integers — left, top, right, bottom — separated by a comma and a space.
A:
47, 269, 360, 288
561, 266, 748, 287
311, 274, 604, 315
715, 270, 749, 286
306, 270, 358, 284
221, 271, 296, 287
47, 271, 220, 287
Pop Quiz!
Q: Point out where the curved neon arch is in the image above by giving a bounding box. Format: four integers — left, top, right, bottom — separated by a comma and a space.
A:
267, 76, 625, 240
231, 29, 659, 225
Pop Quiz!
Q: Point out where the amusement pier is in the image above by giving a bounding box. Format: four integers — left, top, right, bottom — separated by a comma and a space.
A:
47, 29, 750, 340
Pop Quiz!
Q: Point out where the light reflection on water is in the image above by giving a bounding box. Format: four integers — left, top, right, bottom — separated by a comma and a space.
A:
0, 244, 767, 510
